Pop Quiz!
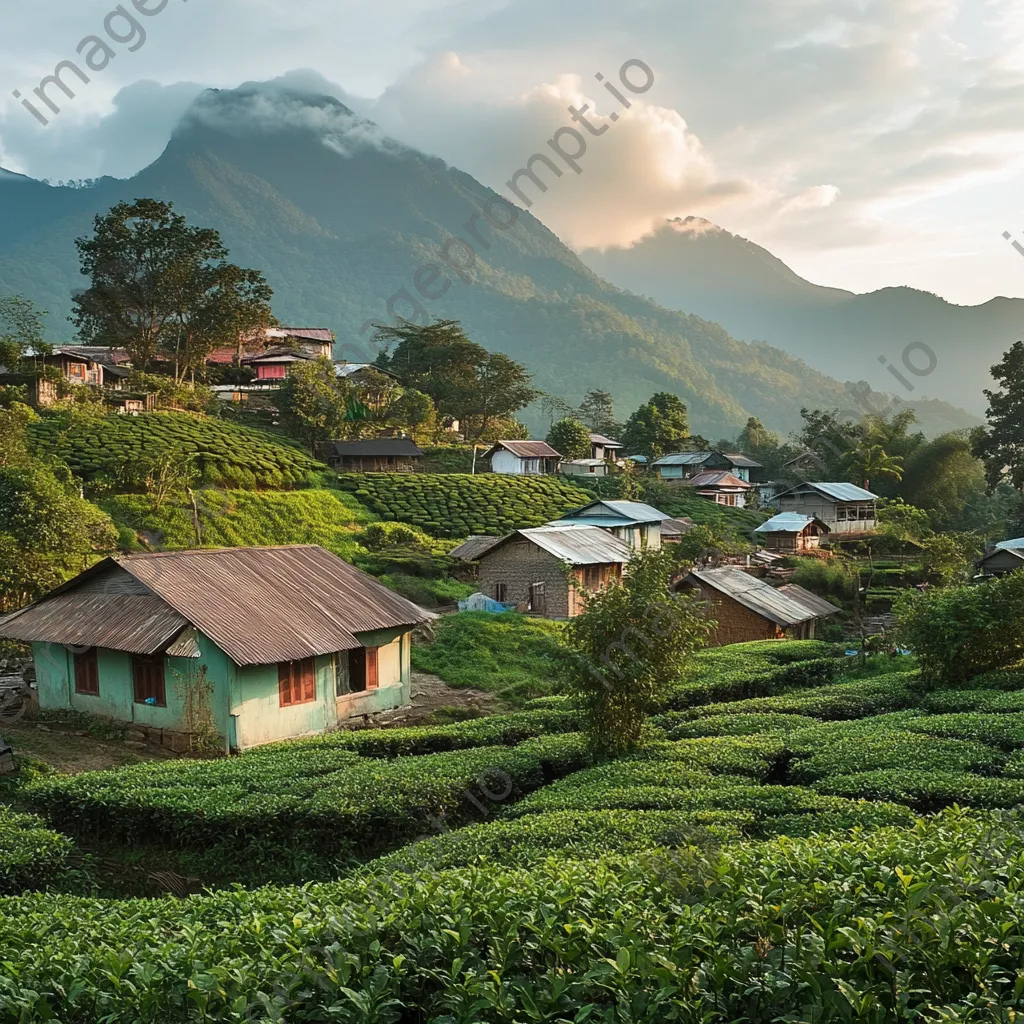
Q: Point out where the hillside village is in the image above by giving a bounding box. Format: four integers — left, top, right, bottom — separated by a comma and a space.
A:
2, 191, 1024, 1018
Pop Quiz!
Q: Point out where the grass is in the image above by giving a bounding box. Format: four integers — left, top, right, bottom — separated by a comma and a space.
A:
411, 611, 565, 704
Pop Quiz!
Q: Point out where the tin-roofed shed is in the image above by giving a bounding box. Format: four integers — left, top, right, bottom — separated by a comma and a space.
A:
0, 546, 430, 751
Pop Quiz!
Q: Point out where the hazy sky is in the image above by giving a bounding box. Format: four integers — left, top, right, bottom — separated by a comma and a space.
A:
2, 0, 1024, 305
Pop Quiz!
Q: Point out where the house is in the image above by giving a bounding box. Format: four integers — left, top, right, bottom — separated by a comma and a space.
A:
754, 512, 831, 554
589, 434, 624, 461
318, 438, 424, 473
547, 499, 669, 550
977, 538, 1024, 578
334, 362, 400, 385
774, 481, 879, 535
475, 525, 631, 618
0, 546, 429, 751
660, 517, 695, 544
449, 536, 503, 561
207, 327, 335, 370
484, 440, 562, 475
784, 451, 828, 476
652, 451, 765, 484
560, 459, 613, 478
685, 470, 752, 507
676, 567, 840, 645
42, 346, 131, 388
241, 345, 319, 381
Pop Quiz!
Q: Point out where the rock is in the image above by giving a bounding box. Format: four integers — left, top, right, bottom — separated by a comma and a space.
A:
35, 724, 49, 732
123, 740, 147, 748
124, 729, 147, 743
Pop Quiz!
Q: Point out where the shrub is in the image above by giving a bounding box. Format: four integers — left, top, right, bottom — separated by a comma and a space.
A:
335, 473, 591, 538
904, 713, 1024, 750
789, 557, 854, 599
659, 713, 822, 738
895, 573, 1024, 685
814, 770, 1024, 810
0, 808, 72, 894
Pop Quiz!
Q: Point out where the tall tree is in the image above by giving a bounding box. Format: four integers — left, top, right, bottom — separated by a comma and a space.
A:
974, 341, 1024, 491
547, 418, 592, 460
72, 199, 272, 373
844, 441, 904, 491
578, 389, 618, 437
621, 392, 690, 461
461, 352, 539, 444
0, 295, 47, 369
278, 357, 354, 453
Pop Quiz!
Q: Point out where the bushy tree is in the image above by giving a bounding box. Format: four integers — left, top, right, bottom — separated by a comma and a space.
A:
621, 393, 690, 461
0, 295, 47, 369
278, 357, 354, 452
895, 572, 1024, 685
560, 548, 714, 756
844, 440, 904, 491
975, 341, 1024, 493
920, 532, 980, 587
546, 418, 592, 460
578, 389, 618, 437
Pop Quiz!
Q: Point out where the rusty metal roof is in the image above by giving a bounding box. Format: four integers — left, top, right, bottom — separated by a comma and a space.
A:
0, 594, 188, 654
685, 567, 837, 627
687, 471, 751, 489
485, 440, 562, 460
114, 546, 429, 666
450, 535, 503, 561
777, 584, 842, 620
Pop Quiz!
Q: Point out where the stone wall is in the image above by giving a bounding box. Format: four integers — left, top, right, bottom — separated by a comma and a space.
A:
477, 540, 572, 618
681, 584, 781, 646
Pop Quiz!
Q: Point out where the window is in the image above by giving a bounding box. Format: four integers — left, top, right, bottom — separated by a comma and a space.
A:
836, 506, 848, 521
257, 363, 288, 380
279, 658, 316, 706
582, 565, 603, 590
73, 648, 99, 696
132, 655, 166, 706
349, 647, 380, 693
494, 583, 508, 603
529, 582, 546, 615
67, 361, 86, 379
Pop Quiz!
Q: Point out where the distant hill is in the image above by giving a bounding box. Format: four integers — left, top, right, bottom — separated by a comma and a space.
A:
0, 85, 978, 437
584, 217, 1023, 417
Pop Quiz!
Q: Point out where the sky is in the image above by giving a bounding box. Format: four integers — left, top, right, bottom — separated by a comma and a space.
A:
2, 0, 1024, 305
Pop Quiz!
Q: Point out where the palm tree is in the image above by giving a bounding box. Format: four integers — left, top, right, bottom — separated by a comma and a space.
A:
845, 442, 904, 491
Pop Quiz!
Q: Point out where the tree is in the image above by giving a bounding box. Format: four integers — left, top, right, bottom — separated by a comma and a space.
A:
901, 431, 992, 531
461, 352, 540, 444
844, 441, 904, 491
578, 389, 618, 437
796, 408, 864, 478
278, 357, 354, 452
621, 393, 690, 461
72, 199, 272, 373
920, 532, 980, 587
546, 418, 592, 460
0, 295, 47, 369
974, 341, 1024, 492
876, 499, 931, 546
560, 548, 714, 757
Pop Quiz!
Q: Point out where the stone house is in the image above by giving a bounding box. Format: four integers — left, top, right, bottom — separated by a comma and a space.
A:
0, 546, 429, 751
475, 526, 631, 618
676, 566, 840, 645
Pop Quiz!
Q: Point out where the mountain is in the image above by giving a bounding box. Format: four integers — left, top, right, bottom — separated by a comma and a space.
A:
0, 85, 979, 437
584, 218, 1023, 416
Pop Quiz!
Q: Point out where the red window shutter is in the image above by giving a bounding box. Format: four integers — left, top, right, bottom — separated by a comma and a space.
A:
131, 655, 166, 706
74, 649, 99, 696
302, 659, 316, 702
279, 659, 317, 706
366, 648, 379, 690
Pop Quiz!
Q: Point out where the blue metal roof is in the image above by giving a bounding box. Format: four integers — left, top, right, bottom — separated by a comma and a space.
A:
547, 516, 639, 530
652, 451, 717, 467
779, 481, 878, 502
561, 500, 668, 524
754, 512, 818, 534
996, 537, 1024, 551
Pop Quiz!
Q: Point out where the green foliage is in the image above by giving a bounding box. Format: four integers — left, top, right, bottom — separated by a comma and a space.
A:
28, 411, 322, 490
546, 417, 592, 460
974, 339, 1024, 491
561, 549, 714, 756
895, 572, 1024, 685
277, 357, 355, 452
904, 712, 1024, 749
336, 472, 591, 538
103, 488, 370, 559
0, 294, 46, 368
919, 530, 980, 585
0, 808, 72, 895
621, 391, 690, 461
788, 555, 855, 598
815, 770, 1024, 810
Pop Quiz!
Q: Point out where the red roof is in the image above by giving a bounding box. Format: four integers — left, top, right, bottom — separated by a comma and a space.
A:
275, 327, 335, 342
485, 440, 562, 460
687, 471, 751, 489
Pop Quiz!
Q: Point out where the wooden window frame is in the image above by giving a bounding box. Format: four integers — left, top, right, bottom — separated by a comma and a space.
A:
278, 658, 317, 707
131, 654, 166, 707
494, 583, 508, 603
73, 648, 99, 696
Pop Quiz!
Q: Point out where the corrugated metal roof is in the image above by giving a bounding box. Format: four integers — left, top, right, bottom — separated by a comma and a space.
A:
755, 512, 821, 534
547, 516, 640, 529
114, 546, 430, 666
450, 535, 503, 560
685, 567, 835, 627
563, 500, 668, 524
996, 537, 1024, 551
512, 526, 632, 565
0, 594, 188, 654
486, 440, 562, 459
779, 481, 878, 502
334, 362, 399, 380
661, 517, 695, 537
274, 327, 335, 342
589, 434, 623, 448
723, 453, 764, 469
325, 438, 423, 457
652, 451, 717, 467
687, 471, 750, 489
777, 584, 842, 619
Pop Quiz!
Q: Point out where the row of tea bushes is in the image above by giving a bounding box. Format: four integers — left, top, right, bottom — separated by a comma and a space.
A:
3, 811, 1021, 1021
336, 472, 591, 538
29, 412, 323, 490
0, 809, 72, 895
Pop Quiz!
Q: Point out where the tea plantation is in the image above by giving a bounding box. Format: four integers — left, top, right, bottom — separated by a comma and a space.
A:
28, 412, 323, 489
9, 641, 1024, 1019
336, 472, 592, 537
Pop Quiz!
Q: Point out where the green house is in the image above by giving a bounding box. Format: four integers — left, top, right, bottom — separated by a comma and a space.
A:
0, 546, 430, 752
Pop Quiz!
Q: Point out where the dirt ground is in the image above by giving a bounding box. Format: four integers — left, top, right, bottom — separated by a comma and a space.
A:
1, 720, 173, 773
353, 671, 506, 729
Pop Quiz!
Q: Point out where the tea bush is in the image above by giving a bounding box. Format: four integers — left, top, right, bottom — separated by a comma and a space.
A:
336, 472, 591, 537
815, 769, 1024, 810
905, 712, 1024, 749
29, 412, 322, 489
0, 809, 72, 894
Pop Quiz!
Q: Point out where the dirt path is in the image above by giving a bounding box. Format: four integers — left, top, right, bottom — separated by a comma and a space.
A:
355, 671, 506, 728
